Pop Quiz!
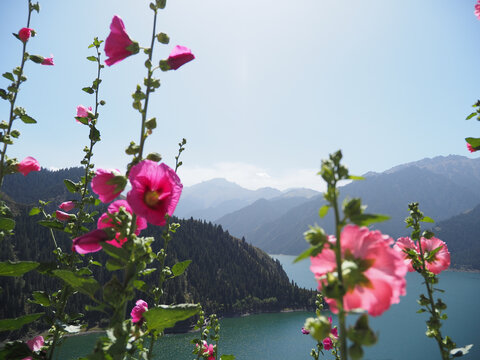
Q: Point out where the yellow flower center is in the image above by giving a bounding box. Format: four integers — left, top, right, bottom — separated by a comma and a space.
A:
144, 190, 160, 207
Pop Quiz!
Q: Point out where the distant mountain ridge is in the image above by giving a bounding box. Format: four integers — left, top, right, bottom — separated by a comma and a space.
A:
175, 178, 320, 221
213, 155, 480, 270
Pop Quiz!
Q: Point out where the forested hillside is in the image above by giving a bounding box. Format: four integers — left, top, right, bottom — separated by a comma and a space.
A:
0, 169, 315, 340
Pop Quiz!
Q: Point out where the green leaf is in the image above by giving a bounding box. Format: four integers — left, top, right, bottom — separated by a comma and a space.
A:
294, 245, 324, 263
29, 207, 41, 216
350, 213, 390, 226
220, 356, 236, 360
348, 175, 364, 180
53, 269, 99, 297
106, 258, 125, 272
465, 137, 480, 148
20, 114, 37, 124
421, 216, 435, 223
171, 260, 192, 277
31, 291, 51, 306
143, 304, 201, 332
82, 87, 94, 94
0, 217, 15, 231
466, 112, 477, 120
64, 179, 77, 193
0, 313, 44, 332
319, 205, 329, 218
86, 56, 97, 62
0, 261, 39, 276
2, 72, 15, 82
102, 243, 130, 262
133, 280, 148, 292
38, 220, 64, 230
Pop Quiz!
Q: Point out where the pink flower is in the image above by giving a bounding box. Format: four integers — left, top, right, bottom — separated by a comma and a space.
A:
56, 210, 72, 221
59, 201, 75, 211
91, 169, 125, 203
104, 15, 139, 66
166, 45, 195, 70
475, 0, 480, 20
131, 299, 148, 323
127, 161, 182, 226
323, 337, 333, 351
467, 143, 478, 153
310, 225, 407, 317
331, 327, 338, 338
97, 200, 147, 248
394, 236, 450, 275
76, 105, 93, 123
18, 28, 33, 43
301, 327, 310, 335
200, 341, 215, 360
72, 229, 109, 254
41, 56, 54, 65
22, 335, 44, 360
17, 156, 41, 176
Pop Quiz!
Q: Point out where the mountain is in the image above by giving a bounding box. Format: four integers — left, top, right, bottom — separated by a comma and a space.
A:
174, 178, 319, 221
0, 168, 315, 338
433, 204, 480, 270
227, 156, 480, 260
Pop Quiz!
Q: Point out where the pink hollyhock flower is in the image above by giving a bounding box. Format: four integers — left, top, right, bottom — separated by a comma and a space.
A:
331, 327, 338, 338
91, 168, 124, 203
475, 0, 480, 20
72, 229, 109, 254
18, 27, 33, 43
17, 156, 41, 176
98, 200, 147, 248
394, 236, 450, 275
59, 201, 75, 211
200, 341, 215, 360
301, 327, 310, 335
310, 225, 407, 317
76, 105, 93, 123
131, 299, 148, 323
467, 143, 478, 153
56, 210, 72, 221
323, 337, 333, 351
166, 45, 195, 70
104, 15, 139, 66
22, 335, 44, 360
127, 160, 182, 226
41, 56, 54, 65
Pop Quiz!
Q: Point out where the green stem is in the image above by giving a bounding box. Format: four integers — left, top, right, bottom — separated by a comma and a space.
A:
138, 9, 158, 161
331, 182, 348, 360
0, 1, 33, 187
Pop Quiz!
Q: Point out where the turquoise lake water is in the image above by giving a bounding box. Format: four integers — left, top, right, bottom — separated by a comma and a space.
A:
56, 255, 480, 359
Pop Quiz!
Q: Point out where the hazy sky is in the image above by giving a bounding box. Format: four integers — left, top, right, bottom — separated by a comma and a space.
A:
0, 0, 479, 191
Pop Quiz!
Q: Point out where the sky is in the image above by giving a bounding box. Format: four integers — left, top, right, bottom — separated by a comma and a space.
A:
0, 0, 479, 191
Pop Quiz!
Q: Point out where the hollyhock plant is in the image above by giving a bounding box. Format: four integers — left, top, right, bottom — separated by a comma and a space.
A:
162, 45, 195, 70
18, 27, 33, 43
127, 160, 182, 226
310, 225, 407, 317
131, 299, 148, 323
41, 56, 54, 65
91, 168, 125, 203
97, 200, 147, 248
22, 335, 44, 360
72, 229, 109, 254
59, 201, 75, 211
17, 156, 40, 176
394, 236, 450, 275
104, 15, 139, 66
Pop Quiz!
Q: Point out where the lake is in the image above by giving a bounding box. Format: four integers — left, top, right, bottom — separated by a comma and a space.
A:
57, 255, 480, 359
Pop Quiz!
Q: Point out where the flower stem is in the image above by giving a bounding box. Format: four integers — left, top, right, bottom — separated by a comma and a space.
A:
0, 1, 33, 187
